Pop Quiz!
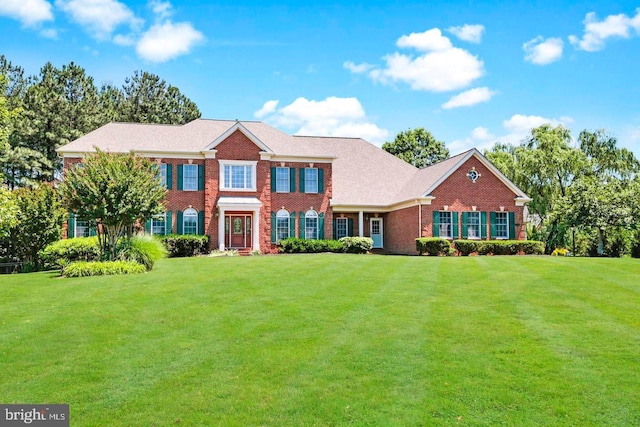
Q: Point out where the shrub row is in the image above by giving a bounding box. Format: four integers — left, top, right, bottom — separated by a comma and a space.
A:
278, 238, 345, 253
40, 237, 101, 268
159, 234, 210, 257
416, 238, 452, 256
62, 261, 146, 277
339, 237, 374, 254
453, 240, 545, 256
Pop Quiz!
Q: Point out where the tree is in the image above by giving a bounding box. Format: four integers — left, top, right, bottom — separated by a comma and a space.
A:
10, 185, 66, 270
0, 187, 19, 238
382, 128, 449, 168
120, 71, 201, 124
1, 145, 52, 189
59, 150, 167, 259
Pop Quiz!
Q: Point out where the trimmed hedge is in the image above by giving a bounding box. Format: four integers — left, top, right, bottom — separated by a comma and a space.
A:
339, 237, 373, 254
278, 238, 345, 254
40, 237, 100, 268
159, 234, 210, 257
62, 261, 146, 277
453, 239, 545, 256
416, 238, 452, 256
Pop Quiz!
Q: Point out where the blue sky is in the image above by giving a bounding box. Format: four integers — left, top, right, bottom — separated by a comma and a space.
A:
1, 0, 640, 155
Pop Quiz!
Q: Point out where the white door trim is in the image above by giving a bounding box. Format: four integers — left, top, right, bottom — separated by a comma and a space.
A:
370, 217, 383, 248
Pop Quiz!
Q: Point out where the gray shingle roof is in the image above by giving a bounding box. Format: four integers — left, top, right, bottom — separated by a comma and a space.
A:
57, 119, 528, 208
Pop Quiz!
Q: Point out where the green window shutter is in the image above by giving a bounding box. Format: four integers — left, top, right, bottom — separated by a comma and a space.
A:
68, 214, 75, 238
198, 211, 205, 235
432, 211, 440, 237
461, 212, 468, 239
347, 218, 354, 237
177, 210, 184, 234
481, 212, 487, 239
89, 226, 97, 236
332, 219, 337, 239
177, 165, 184, 190
299, 168, 305, 193
318, 213, 325, 239
198, 165, 205, 191
318, 168, 324, 193
271, 212, 276, 243
145, 219, 151, 234
166, 164, 173, 190
270, 167, 276, 191
166, 211, 173, 235
509, 212, 516, 239
453, 212, 459, 239
299, 212, 305, 239
290, 168, 296, 193
289, 212, 296, 238
490, 212, 497, 239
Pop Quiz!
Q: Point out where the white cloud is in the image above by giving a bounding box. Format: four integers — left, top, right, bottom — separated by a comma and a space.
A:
447, 24, 485, 43
363, 28, 484, 92
449, 126, 496, 153
523, 36, 563, 65
502, 114, 566, 134
56, 0, 142, 40
442, 87, 495, 109
343, 61, 374, 74
113, 33, 135, 46
257, 96, 389, 143
254, 100, 279, 118
39, 28, 58, 38
569, 9, 640, 52
149, 0, 172, 19
397, 28, 452, 51
0, 0, 53, 27
136, 21, 204, 62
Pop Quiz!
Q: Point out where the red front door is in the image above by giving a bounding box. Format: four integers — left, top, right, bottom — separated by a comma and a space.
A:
226, 215, 252, 248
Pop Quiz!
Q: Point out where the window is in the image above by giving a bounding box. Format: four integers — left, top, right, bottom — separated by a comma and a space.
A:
305, 168, 318, 193
183, 164, 198, 191
305, 210, 318, 240
467, 212, 480, 239
335, 217, 348, 239
76, 217, 90, 238
495, 212, 509, 239
221, 161, 256, 191
275, 167, 290, 193
438, 211, 452, 238
276, 210, 290, 241
183, 208, 198, 234
158, 164, 167, 186
151, 215, 165, 235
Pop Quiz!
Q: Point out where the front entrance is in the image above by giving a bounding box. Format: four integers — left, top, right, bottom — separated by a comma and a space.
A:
225, 214, 252, 249
370, 217, 383, 248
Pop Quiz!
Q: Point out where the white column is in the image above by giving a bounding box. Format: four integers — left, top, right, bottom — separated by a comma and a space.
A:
358, 211, 364, 237
218, 208, 225, 251
253, 208, 260, 252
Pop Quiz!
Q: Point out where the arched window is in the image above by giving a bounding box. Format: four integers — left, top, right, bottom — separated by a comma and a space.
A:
183, 208, 198, 234
276, 209, 290, 241
305, 210, 318, 240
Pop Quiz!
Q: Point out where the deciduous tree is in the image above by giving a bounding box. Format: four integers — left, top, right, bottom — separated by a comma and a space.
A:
382, 128, 449, 168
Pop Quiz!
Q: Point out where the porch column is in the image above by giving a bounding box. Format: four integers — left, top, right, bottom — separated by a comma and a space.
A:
252, 209, 260, 252
218, 207, 225, 251
358, 211, 364, 237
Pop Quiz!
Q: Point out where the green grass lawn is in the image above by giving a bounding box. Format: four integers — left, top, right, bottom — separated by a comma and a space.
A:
1, 255, 639, 426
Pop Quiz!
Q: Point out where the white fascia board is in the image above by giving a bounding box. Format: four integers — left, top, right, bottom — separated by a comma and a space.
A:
269, 155, 336, 163
59, 150, 206, 159
203, 122, 273, 153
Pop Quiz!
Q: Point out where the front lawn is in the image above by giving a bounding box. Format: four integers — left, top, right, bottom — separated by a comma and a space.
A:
1, 255, 638, 425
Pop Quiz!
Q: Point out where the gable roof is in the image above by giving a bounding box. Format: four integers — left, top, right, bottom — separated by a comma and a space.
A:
57, 119, 530, 208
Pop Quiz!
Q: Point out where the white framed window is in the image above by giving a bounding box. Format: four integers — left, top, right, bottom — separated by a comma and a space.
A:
183, 208, 198, 234
75, 217, 90, 238
276, 209, 290, 241
220, 160, 257, 191
335, 217, 348, 239
275, 167, 290, 193
305, 168, 318, 193
183, 164, 198, 191
495, 212, 509, 239
467, 212, 480, 239
158, 164, 167, 187
151, 214, 166, 235
439, 211, 452, 238
305, 210, 318, 240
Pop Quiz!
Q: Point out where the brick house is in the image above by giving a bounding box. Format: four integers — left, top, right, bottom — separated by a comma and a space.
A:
57, 119, 531, 254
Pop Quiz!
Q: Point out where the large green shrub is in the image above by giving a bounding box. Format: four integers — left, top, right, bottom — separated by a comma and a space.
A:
117, 235, 167, 270
62, 261, 146, 277
278, 238, 345, 254
453, 240, 480, 256
159, 234, 210, 257
416, 238, 452, 256
339, 237, 373, 254
40, 237, 101, 268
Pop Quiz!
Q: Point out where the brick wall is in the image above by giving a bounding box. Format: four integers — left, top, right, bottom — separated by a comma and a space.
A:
385, 206, 419, 254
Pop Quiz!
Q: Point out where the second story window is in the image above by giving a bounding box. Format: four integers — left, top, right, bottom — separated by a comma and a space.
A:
275, 167, 290, 193
305, 168, 318, 193
183, 165, 198, 191
221, 161, 257, 191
